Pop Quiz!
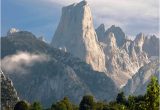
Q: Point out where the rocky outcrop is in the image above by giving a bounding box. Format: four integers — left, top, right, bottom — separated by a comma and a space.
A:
134, 33, 145, 53
143, 35, 159, 57
123, 59, 159, 96
104, 25, 126, 47
1, 71, 19, 110
51, 0, 106, 72
96, 24, 126, 47
101, 32, 149, 87
7, 28, 20, 36
38, 36, 46, 42
96, 24, 105, 42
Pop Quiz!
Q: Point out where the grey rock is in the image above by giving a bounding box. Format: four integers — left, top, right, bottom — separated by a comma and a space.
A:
105, 25, 126, 47
1, 31, 117, 107
123, 59, 159, 96
143, 35, 159, 57
96, 24, 105, 42
51, 1, 106, 72
1, 71, 19, 110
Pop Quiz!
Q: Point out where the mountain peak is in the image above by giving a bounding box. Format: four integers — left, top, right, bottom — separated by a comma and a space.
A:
110, 25, 116, 28
136, 32, 145, 38
96, 24, 105, 42
6, 29, 37, 41
134, 33, 145, 53
78, 0, 88, 6
105, 25, 126, 47
97, 24, 105, 30
38, 36, 46, 42
135, 33, 145, 43
106, 32, 117, 48
7, 28, 20, 36
150, 35, 158, 40
51, 1, 106, 72
63, 0, 88, 10
143, 34, 159, 57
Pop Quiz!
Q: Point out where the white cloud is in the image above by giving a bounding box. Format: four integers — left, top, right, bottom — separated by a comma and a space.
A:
46, 0, 158, 19
1, 52, 50, 74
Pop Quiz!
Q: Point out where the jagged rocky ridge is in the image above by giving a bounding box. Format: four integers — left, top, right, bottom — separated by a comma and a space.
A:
143, 35, 159, 57
95, 24, 159, 87
95, 24, 105, 43
123, 59, 159, 96
96, 25, 126, 47
1, 71, 19, 110
1, 30, 117, 107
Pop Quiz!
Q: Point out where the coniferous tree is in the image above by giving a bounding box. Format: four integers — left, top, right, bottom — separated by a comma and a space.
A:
128, 95, 136, 110
51, 97, 73, 110
146, 76, 160, 110
116, 92, 126, 105
30, 102, 42, 110
14, 101, 29, 110
79, 95, 95, 110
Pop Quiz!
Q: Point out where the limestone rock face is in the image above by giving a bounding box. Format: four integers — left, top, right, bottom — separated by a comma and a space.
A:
96, 24, 105, 42
1, 72, 19, 110
134, 33, 159, 57
143, 35, 159, 57
105, 25, 126, 47
134, 33, 145, 53
51, 1, 105, 72
102, 32, 149, 87
106, 33, 117, 50
123, 59, 159, 96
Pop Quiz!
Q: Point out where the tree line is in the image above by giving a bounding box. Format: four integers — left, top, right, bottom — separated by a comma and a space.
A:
13, 76, 159, 110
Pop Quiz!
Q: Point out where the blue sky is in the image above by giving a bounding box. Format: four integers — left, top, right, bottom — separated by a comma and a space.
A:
1, 0, 159, 42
